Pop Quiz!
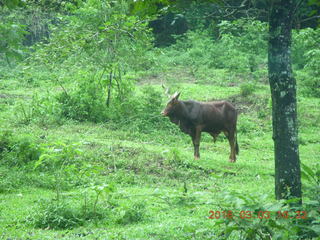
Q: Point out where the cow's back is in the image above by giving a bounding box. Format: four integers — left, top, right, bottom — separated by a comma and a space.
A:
201, 101, 237, 132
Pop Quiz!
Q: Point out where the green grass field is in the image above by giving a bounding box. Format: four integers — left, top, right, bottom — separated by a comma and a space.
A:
1, 67, 319, 239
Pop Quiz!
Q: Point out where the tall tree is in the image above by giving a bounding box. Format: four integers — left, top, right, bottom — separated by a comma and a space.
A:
268, 0, 301, 200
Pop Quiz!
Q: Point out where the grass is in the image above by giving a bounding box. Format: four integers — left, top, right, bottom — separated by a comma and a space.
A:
0, 67, 319, 239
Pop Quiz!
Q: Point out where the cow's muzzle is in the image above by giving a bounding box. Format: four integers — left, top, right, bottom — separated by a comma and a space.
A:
161, 110, 168, 116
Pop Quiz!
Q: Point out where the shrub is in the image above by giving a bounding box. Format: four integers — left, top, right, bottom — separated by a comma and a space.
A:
14, 93, 64, 126
27, 184, 116, 229
28, 200, 84, 230
293, 28, 320, 98
133, 86, 167, 131
116, 202, 147, 225
292, 28, 320, 70
57, 76, 108, 122
0, 130, 12, 154
296, 70, 320, 98
0, 131, 42, 167
34, 141, 82, 171
214, 163, 320, 240
240, 83, 256, 97
151, 19, 268, 84
215, 192, 319, 239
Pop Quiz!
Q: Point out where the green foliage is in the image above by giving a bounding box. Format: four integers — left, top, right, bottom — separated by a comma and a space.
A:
0, 131, 42, 167
0, 130, 12, 153
125, 86, 168, 131
15, 82, 169, 130
20, 93, 64, 126
116, 202, 147, 225
23, 0, 153, 103
240, 83, 256, 97
34, 142, 82, 171
57, 76, 109, 123
301, 163, 320, 205
34, 141, 83, 201
0, 12, 27, 66
28, 199, 84, 230
212, 163, 320, 240
293, 28, 320, 98
152, 19, 268, 83
165, 148, 185, 167
0, 167, 28, 193
215, 191, 319, 240
0, 1, 320, 238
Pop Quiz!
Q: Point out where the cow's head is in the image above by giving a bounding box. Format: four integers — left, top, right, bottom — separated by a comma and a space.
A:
161, 92, 181, 116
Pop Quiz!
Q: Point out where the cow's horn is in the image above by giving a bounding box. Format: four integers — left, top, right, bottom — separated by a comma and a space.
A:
173, 92, 181, 99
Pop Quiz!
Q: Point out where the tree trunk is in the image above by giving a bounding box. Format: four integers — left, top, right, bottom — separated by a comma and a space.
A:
268, 0, 301, 200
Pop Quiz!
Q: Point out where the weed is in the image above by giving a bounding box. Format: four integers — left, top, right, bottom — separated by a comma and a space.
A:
240, 83, 256, 97
57, 76, 109, 123
0, 130, 13, 153
0, 132, 42, 167
27, 199, 84, 230
116, 202, 147, 225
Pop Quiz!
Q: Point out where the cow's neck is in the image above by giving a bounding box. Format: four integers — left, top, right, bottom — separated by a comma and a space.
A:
174, 101, 188, 119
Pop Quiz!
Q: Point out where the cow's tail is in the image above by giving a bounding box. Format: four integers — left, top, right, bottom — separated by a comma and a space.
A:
235, 129, 239, 155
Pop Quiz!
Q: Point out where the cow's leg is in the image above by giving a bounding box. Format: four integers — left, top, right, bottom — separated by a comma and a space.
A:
192, 127, 202, 160
224, 130, 236, 162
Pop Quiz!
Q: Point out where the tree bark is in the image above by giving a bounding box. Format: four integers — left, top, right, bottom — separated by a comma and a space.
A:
268, 0, 301, 200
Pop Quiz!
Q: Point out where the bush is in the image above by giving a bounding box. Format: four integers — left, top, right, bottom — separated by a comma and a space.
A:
0, 167, 26, 193
240, 83, 256, 97
215, 192, 319, 239
293, 28, 320, 98
28, 200, 84, 230
34, 141, 82, 171
14, 93, 64, 126
0, 131, 42, 167
57, 76, 109, 123
0, 130, 12, 154
292, 28, 320, 70
213, 164, 320, 239
151, 19, 268, 84
296, 70, 320, 98
132, 86, 167, 131
27, 183, 116, 229
116, 202, 147, 225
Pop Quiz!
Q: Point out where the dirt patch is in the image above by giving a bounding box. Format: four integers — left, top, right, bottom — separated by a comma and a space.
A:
0, 93, 29, 99
210, 93, 270, 114
137, 67, 196, 85
229, 94, 270, 114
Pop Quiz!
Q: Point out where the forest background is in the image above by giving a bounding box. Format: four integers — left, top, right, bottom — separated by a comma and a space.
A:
0, 0, 319, 239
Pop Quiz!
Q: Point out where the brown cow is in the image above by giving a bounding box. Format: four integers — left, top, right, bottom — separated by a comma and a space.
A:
161, 92, 239, 162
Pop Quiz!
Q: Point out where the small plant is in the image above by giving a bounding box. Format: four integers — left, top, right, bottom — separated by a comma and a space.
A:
214, 190, 320, 240
133, 86, 166, 131
240, 83, 256, 97
165, 148, 185, 167
116, 202, 147, 225
34, 142, 83, 200
57, 76, 109, 123
14, 93, 65, 126
28, 199, 84, 230
0, 130, 13, 154
82, 183, 116, 220
0, 132, 42, 167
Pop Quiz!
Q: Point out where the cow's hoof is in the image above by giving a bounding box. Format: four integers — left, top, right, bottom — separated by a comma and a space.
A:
194, 156, 200, 160
229, 158, 236, 163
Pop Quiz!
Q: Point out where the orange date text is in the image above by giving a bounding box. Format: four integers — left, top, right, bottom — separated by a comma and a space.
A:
208, 210, 307, 220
